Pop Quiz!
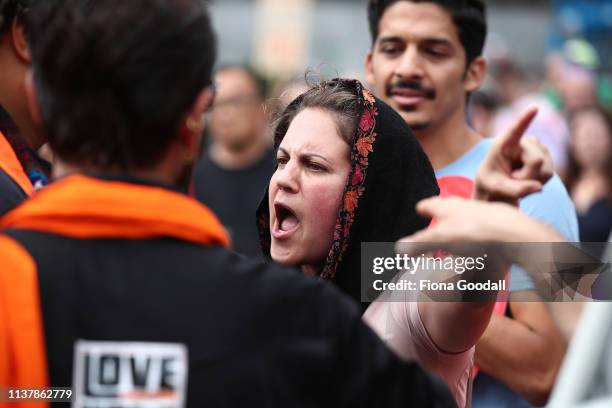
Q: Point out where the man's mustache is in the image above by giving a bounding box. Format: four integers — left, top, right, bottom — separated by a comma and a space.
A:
386, 80, 436, 100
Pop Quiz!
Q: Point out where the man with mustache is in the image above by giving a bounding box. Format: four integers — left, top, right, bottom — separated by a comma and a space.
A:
364, 1, 579, 407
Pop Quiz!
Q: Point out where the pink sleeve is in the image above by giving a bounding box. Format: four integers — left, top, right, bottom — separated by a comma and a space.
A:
363, 291, 474, 407
395, 300, 473, 408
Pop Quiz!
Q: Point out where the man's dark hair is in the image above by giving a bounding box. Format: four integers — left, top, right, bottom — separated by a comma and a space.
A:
215, 64, 268, 100
28, 0, 216, 170
0, 0, 30, 35
367, 0, 487, 66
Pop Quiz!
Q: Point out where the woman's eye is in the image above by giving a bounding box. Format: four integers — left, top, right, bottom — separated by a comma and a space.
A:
307, 162, 326, 172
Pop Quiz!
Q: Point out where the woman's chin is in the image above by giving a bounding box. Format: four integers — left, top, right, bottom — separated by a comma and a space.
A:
270, 246, 301, 267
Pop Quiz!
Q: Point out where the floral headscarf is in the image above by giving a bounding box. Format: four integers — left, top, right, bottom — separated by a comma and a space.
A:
257, 79, 439, 304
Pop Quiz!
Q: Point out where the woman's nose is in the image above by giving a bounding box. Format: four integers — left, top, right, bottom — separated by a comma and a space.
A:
275, 162, 299, 193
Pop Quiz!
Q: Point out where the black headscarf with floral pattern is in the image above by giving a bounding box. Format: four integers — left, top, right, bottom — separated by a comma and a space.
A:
257, 79, 439, 305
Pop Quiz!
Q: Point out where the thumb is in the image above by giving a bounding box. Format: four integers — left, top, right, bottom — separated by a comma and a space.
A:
415, 197, 450, 219
492, 178, 543, 199
396, 233, 442, 256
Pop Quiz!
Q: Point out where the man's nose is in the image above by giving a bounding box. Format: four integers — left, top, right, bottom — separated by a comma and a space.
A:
394, 46, 425, 80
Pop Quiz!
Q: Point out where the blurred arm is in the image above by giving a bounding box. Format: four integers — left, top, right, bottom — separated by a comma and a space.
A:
475, 299, 566, 406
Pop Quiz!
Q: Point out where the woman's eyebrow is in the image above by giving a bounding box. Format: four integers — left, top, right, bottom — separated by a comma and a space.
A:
277, 147, 332, 164
300, 152, 332, 164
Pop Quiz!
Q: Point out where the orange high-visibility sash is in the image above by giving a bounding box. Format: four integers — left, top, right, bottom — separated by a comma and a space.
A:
0, 131, 34, 197
0, 175, 229, 407
1, 175, 230, 246
0, 235, 48, 408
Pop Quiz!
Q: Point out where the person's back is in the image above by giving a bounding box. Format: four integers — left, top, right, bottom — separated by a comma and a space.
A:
0, 175, 454, 407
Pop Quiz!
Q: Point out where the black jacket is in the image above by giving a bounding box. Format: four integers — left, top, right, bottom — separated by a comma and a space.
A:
0, 175, 455, 408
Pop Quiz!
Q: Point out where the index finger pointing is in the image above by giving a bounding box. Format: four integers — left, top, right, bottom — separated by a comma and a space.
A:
500, 106, 539, 149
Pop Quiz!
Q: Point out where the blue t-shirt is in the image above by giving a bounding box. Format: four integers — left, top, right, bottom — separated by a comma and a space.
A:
436, 138, 579, 408
436, 138, 578, 291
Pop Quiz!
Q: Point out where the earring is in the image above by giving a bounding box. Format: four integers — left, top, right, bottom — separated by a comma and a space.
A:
186, 115, 204, 133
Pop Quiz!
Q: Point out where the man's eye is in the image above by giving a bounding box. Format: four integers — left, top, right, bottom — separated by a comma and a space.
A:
381, 46, 400, 56
276, 157, 288, 166
426, 48, 447, 57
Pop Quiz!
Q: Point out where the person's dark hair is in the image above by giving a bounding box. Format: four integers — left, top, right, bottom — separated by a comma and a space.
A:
27, 0, 216, 171
367, 0, 487, 66
215, 64, 267, 100
469, 90, 499, 111
565, 105, 612, 202
0, 0, 32, 35
273, 80, 362, 147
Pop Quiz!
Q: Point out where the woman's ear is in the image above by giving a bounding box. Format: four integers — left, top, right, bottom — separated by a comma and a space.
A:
11, 18, 31, 63
464, 56, 487, 93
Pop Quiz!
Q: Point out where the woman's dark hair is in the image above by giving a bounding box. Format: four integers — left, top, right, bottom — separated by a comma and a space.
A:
565, 106, 612, 202
367, 0, 487, 67
27, 0, 216, 171
273, 80, 362, 147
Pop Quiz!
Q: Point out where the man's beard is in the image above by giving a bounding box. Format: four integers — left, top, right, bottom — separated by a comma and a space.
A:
396, 109, 431, 132
408, 121, 430, 131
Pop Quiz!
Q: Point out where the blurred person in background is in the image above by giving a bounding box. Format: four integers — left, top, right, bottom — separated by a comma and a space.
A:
542, 53, 567, 111
565, 106, 612, 243
484, 32, 571, 174
363, 0, 578, 406
273, 77, 309, 110
468, 90, 500, 139
557, 39, 601, 115
560, 64, 599, 116
0, 0, 50, 216
193, 65, 274, 258
490, 60, 571, 173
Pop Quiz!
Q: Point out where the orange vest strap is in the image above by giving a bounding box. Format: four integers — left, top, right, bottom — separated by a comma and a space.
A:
0, 235, 48, 408
0, 132, 34, 197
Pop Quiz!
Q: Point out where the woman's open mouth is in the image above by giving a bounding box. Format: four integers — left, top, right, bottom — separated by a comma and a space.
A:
272, 202, 300, 239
